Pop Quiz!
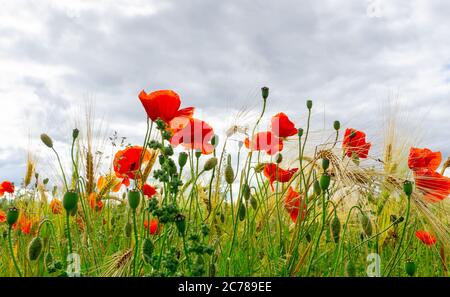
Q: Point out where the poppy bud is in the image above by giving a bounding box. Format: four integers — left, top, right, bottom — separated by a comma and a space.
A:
125, 222, 132, 238
320, 173, 331, 191
261, 86, 269, 100
345, 260, 356, 277
7, 207, 19, 226
403, 180, 413, 197
175, 214, 186, 236
40, 133, 54, 148
322, 158, 330, 171
195, 150, 202, 159
142, 238, 154, 264
250, 197, 258, 210
238, 203, 246, 221
333, 121, 340, 131
313, 180, 322, 196
242, 184, 251, 200
360, 213, 373, 237
306, 100, 313, 110
28, 236, 44, 261
275, 153, 283, 164
297, 128, 304, 137
63, 190, 79, 212
255, 163, 265, 173
43, 178, 49, 185
330, 215, 341, 243
225, 164, 234, 185
178, 152, 188, 168
72, 128, 79, 140
204, 157, 218, 171
128, 189, 141, 210
405, 260, 416, 276
211, 134, 219, 147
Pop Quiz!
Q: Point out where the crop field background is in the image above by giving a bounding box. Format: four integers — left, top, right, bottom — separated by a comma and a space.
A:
0, 1, 449, 278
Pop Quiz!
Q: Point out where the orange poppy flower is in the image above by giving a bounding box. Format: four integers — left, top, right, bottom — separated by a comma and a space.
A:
170, 118, 215, 155
284, 187, 307, 223
138, 90, 194, 123
113, 146, 151, 181
244, 131, 283, 155
0, 181, 14, 196
143, 184, 157, 199
271, 113, 297, 138
263, 163, 298, 190
414, 169, 450, 202
144, 218, 161, 235
415, 230, 437, 246
50, 199, 63, 215
342, 128, 371, 159
408, 147, 442, 172
89, 193, 103, 211
0, 210, 6, 223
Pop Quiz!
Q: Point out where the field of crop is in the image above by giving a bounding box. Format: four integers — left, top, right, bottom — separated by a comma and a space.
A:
0, 87, 449, 277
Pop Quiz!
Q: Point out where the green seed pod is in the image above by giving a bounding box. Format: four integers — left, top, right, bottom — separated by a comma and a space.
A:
333, 120, 341, 131
313, 180, 322, 196
195, 150, 202, 159
242, 184, 251, 200
28, 236, 44, 261
261, 86, 269, 100
306, 100, 313, 110
128, 189, 141, 210
142, 238, 154, 264
345, 260, 356, 277
403, 180, 413, 197
405, 260, 416, 276
63, 190, 79, 212
178, 152, 188, 168
255, 163, 265, 173
322, 158, 330, 171
320, 174, 331, 191
297, 128, 304, 137
250, 197, 258, 210
204, 157, 218, 171
125, 222, 132, 238
7, 207, 19, 226
275, 153, 283, 164
330, 216, 341, 243
40, 133, 54, 148
360, 213, 373, 237
238, 203, 246, 221
72, 128, 80, 140
175, 214, 186, 236
225, 164, 234, 185
211, 134, 219, 147
70, 202, 78, 216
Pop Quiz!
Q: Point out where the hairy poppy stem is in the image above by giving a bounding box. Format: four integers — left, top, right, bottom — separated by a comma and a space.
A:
8, 226, 22, 277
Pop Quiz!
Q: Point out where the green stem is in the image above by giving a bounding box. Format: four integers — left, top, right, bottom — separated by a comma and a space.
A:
8, 226, 23, 277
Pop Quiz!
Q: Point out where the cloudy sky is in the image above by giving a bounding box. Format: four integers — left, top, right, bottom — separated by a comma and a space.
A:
1, 0, 450, 184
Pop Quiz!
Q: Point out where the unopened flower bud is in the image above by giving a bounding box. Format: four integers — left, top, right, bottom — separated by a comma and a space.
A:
63, 190, 79, 212
320, 173, 331, 191
275, 153, 283, 164
261, 86, 269, 100
72, 128, 79, 140
204, 157, 218, 171
225, 164, 235, 185
28, 236, 44, 261
297, 128, 304, 137
333, 121, 341, 131
211, 134, 219, 147
40, 133, 53, 148
322, 158, 330, 171
7, 207, 19, 226
403, 180, 413, 197
178, 152, 188, 168
306, 100, 313, 110
128, 189, 141, 210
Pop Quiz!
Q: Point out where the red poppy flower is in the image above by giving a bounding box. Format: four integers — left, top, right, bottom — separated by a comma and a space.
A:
263, 163, 298, 190
408, 147, 442, 172
144, 219, 161, 235
143, 184, 157, 199
113, 146, 151, 181
415, 230, 437, 246
342, 128, 371, 159
14, 216, 33, 235
138, 90, 194, 123
0, 210, 6, 223
414, 169, 450, 202
0, 181, 14, 196
271, 112, 297, 138
284, 187, 307, 223
244, 131, 284, 155
170, 118, 215, 155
